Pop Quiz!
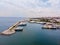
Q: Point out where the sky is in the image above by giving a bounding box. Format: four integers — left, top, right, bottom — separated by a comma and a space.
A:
0, 0, 60, 17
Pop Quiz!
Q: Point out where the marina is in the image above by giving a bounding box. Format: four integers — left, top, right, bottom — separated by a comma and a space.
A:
0, 17, 60, 45
3, 18, 60, 35
0, 0, 60, 44
1, 19, 60, 35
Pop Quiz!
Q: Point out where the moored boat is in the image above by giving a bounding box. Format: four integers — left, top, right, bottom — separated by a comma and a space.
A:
15, 27, 23, 31
36, 22, 46, 25
29, 21, 36, 23
18, 22, 27, 26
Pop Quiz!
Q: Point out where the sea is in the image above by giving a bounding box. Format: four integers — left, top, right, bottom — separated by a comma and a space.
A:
0, 17, 60, 45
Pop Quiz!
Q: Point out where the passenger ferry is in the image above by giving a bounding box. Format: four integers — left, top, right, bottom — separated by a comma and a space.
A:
15, 27, 23, 31
18, 22, 27, 26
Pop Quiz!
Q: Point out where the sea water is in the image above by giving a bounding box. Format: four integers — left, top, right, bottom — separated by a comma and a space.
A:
0, 17, 60, 45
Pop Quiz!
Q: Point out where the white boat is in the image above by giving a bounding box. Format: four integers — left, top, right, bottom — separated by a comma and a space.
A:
18, 22, 27, 26
36, 22, 46, 24
15, 27, 23, 31
30, 21, 36, 23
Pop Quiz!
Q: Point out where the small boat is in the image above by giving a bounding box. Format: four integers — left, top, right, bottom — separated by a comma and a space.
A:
15, 27, 23, 31
18, 22, 27, 26
42, 26, 57, 29
29, 21, 36, 23
36, 22, 46, 25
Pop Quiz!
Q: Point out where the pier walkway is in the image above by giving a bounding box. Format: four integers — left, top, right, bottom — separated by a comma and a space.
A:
1, 21, 22, 35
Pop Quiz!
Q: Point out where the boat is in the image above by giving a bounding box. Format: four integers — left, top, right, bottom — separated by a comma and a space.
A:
36, 22, 46, 25
18, 22, 27, 26
15, 27, 23, 31
29, 21, 36, 23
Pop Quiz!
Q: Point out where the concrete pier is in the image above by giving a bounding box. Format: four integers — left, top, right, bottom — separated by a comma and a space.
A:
1, 21, 21, 35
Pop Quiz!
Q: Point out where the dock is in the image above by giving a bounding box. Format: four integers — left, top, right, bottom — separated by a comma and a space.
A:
42, 23, 60, 29
1, 21, 22, 35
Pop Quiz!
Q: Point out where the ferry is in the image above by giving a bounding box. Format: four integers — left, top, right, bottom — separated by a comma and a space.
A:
15, 27, 23, 31
29, 21, 36, 23
36, 22, 46, 25
18, 22, 27, 26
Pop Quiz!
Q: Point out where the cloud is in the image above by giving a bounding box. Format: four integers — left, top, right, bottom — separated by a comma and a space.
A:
0, 0, 60, 17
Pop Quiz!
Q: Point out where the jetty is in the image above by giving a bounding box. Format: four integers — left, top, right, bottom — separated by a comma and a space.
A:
1, 21, 23, 35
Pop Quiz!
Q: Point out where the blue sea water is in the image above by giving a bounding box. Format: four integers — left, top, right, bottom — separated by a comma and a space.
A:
0, 17, 60, 45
